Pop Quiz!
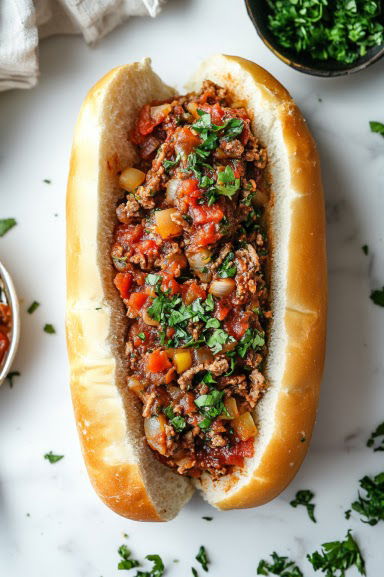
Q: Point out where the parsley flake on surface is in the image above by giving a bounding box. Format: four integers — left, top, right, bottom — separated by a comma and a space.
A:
195, 546, 209, 572
44, 452, 64, 464
215, 165, 240, 198
202, 516, 213, 521
27, 301, 40, 314
218, 251, 237, 278
307, 530, 366, 577
370, 286, 384, 307
370, 121, 384, 137
43, 179, 52, 184
0, 218, 17, 237
6, 371, 20, 388
138, 332, 146, 341
367, 421, 384, 451
257, 552, 303, 576
144, 554, 165, 577
348, 472, 384, 525
290, 489, 317, 523
117, 544, 140, 571
361, 244, 369, 255
44, 323, 56, 334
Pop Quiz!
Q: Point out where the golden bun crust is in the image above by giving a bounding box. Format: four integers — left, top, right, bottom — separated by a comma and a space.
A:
66, 55, 326, 518
189, 55, 326, 509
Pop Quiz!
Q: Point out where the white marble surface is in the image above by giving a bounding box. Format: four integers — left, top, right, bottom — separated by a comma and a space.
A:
1, 0, 384, 575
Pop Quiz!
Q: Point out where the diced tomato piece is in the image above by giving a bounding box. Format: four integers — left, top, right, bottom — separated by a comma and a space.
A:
137, 104, 157, 136
198, 103, 225, 124
134, 239, 159, 260
174, 126, 201, 156
127, 292, 148, 311
146, 350, 172, 373
182, 281, 206, 304
116, 224, 144, 247
114, 273, 133, 300
178, 178, 200, 198
192, 204, 224, 225
221, 439, 254, 465
215, 300, 231, 321
225, 311, 250, 340
161, 273, 182, 295
192, 223, 221, 247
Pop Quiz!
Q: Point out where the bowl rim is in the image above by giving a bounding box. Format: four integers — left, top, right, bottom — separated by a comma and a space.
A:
0, 261, 20, 386
245, 0, 384, 77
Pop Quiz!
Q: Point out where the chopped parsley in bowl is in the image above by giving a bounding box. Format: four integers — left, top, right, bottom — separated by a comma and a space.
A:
245, 0, 384, 77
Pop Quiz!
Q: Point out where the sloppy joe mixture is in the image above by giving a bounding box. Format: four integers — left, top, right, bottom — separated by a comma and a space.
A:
111, 81, 271, 479
0, 286, 11, 366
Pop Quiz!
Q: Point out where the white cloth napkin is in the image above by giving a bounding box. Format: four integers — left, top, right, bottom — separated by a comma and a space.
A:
0, 0, 164, 92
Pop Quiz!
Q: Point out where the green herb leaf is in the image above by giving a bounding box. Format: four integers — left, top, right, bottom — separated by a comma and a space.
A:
145, 554, 165, 577
195, 546, 209, 572
43, 179, 52, 184
202, 372, 217, 385
206, 328, 235, 355
0, 218, 17, 237
348, 472, 384, 525
6, 370, 20, 388
44, 323, 56, 334
218, 251, 237, 278
370, 286, 384, 307
290, 489, 317, 523
205, 317, 220, 329
192, 569, 199, 577
215, 166, 240, 197
163, 154, 181, 171
117, 544, 140, 571
367, 421, 384, 451
257, 552, 303, 576
307, 531, 366, 577
202, 516, 213, 521
222, 117, 244, 141
27, 301, 40, 314
44, 452, 64, 464
237, 329, 265, 358
361, 244, 369, 255
370, 121, 384, 137
163, 406, 187, 432
146, 274, 162, 286
138, 332, 146, 341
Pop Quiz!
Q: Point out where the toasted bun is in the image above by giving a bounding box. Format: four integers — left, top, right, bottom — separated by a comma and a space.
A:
66, 55, 326, 519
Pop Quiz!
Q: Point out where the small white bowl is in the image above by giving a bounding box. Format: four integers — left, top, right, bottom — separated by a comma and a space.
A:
0, 262, 20, 386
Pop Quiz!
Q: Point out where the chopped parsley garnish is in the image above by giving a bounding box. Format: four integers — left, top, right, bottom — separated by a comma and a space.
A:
43, 179, 52, 184
138, 332, 146, 341
44, 452, 64, 464
117, 544, 140, 571
307, 530, 366, 577
361, 244, 369, 255
44, 323, 56, 334
163, 154, 181, 171
146, 274, 162, 286
0, 218, 17, 237
370, 120, 384, 137
6, 371, 20, 388
290, 489, 317, 523
202, 372, 216, 384
236, 328, 265, 358
370, 286, 384, 307
144, 554, 165, 577
217, 251, 237, 278
195, 388, 229, 430
163, 406, 187, 432
206, 328, 235, 355
27, 301, 40, 314
202, 516, 213, 521
195, 546, 209, 572
367, 421, 384, 451
348, 472, 384, 525
267, 0, 384, 65
215, 166, 240, 197
192, 569, 199, 577
257, 552, 303, 576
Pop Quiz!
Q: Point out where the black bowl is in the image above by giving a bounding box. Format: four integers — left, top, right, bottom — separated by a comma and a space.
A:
245, 0, 384, 77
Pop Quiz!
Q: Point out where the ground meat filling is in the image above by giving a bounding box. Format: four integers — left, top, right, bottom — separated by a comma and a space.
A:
111, 81, 271, 479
